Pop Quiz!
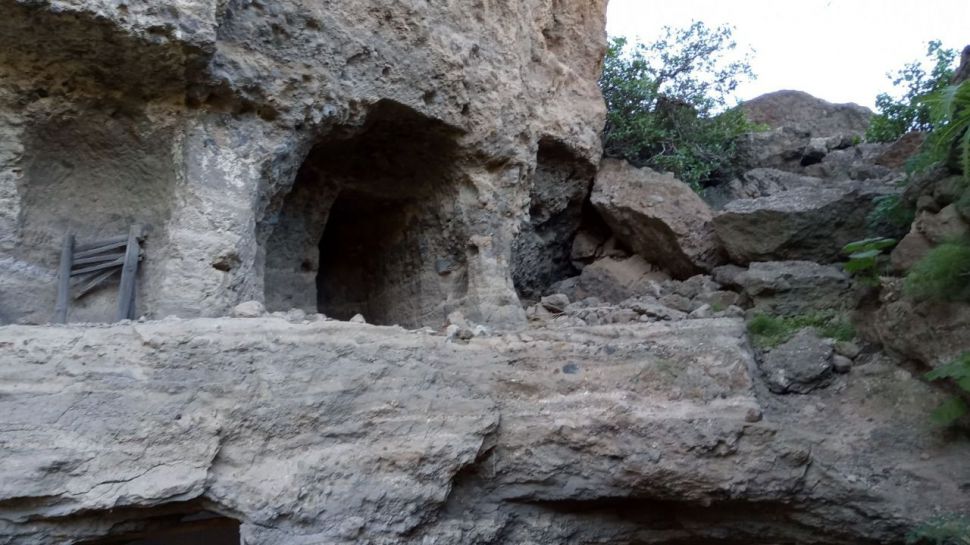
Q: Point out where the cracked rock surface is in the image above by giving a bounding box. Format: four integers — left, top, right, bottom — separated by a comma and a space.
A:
1, 317, 968, 544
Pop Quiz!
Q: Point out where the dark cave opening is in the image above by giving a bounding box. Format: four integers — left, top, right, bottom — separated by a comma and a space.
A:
511, 138, 597, 301
79, 509, 240, 545
263, 100, 470, 327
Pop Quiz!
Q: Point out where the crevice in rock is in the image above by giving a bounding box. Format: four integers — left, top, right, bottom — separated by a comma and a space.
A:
511, 138, 597, 301
30, 501, 242, 545
262, 100, 471, 327
509, 497, 874, 545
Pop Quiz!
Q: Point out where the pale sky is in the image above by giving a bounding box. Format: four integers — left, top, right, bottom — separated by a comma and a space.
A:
606, 0, 970, 109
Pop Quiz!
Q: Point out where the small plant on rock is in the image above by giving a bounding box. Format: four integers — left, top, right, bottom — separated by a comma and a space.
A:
747, 312, 855, 350
841, 237, 898, 286
904, 240, 970, 302
868, 194, 916, 233
924, 352, 970, 426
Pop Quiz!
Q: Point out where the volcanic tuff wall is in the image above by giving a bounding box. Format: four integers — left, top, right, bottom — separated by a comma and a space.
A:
0, 0, 608, 327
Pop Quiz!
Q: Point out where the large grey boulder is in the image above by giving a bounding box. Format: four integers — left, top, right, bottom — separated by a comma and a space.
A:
724, 261, 855, 316
713, 182, 898, 264
591, 159, 724, 278
741, 90, 873, 138
761, 329, 835, 394
860, 280, 970, 369
548, 255, 669, 304
802, 144, 894, 180
704, 168, 826, 209
735, 126, 813, 172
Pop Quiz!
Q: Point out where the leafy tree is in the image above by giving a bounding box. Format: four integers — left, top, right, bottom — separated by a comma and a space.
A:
866, 40, 959, 143
599, 22, 757, 190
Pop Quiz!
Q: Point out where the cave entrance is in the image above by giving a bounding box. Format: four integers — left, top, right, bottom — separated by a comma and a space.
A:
263, 101, 469, 328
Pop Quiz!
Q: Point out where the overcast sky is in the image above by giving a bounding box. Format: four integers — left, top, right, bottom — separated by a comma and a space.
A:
606, 0, 970, 109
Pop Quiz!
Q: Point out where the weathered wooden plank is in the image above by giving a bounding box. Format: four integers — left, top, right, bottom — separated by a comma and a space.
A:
53, 233, 75, 324
74, 234, 129, 252
74, 239, 128, 259
116, 225, 142, 321
72, 268, 120, 300
72, 252, 126, 267
70, 256, 124, 277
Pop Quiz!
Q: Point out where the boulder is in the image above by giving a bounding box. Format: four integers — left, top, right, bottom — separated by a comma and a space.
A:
874, 132, 926, 169
549, 255, 669, 304
591, 159, 724, 278
802, 144, 894, 180
741, 90, 873, 137
916, 204, 970, 244
735, 126, 813, 172
704, 168, 826, 208
731, 261, 855, 316
861, 281, 970, 368
890, 229, 933, 272
760, 329, 835, 394
713, 182, 898, 264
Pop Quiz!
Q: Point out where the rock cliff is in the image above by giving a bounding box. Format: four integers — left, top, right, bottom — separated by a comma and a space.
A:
0, 0, 608, 328
2, 3, 970, 544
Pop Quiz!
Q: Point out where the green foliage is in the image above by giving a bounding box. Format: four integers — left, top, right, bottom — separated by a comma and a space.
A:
903, 241, 970, 302
841, 237, 897, 285
908, 514, 970, 545
918, 79, 970, 180
924, 352, 970, 426
868, 194, 916, 231
600, 23, 757, 190
747, 312, 855, 350
866, 40, 958, 143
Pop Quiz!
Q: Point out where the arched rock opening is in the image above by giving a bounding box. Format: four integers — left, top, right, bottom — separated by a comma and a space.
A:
511, 139, 596, 301
263, 101, 470, 327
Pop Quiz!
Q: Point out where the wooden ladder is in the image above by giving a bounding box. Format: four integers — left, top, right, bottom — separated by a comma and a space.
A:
53, 225, 144, 324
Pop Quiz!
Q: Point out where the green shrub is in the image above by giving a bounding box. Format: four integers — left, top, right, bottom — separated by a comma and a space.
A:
600, 23, 757, 190
924, 352, 970, 427
918, 79, 970, 180
904, 241, 970, 302
866, 40, 958, 143
747, 312, 855, 350
868, 194, 916, 232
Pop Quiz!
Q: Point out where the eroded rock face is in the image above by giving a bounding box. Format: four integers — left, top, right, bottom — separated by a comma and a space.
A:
1, 317, 969, 545
591, 159, 724, 278
861, 280, 970, 368
0, 0, 609, 328
741, 90, 872, 138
